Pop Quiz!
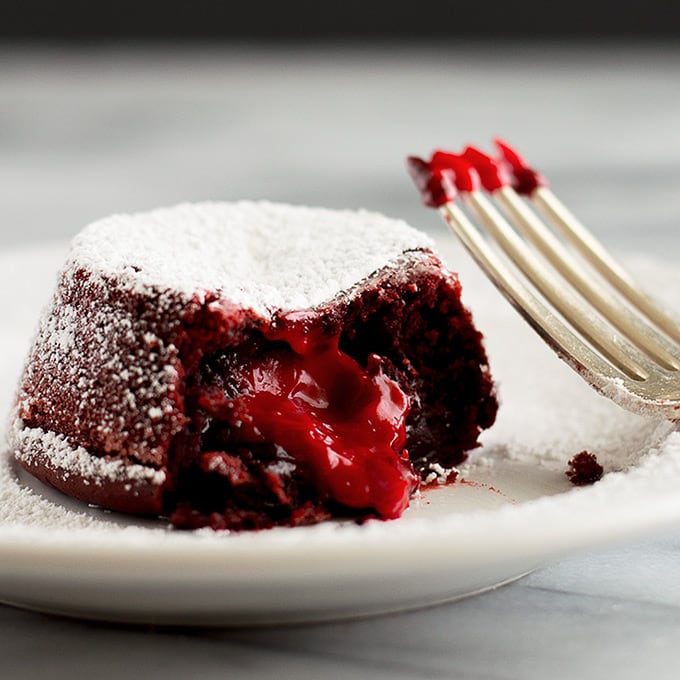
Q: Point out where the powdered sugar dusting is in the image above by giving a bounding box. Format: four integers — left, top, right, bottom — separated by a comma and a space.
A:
10, 417, 166, 487
16, 265, 187, 468
69, 201, 433, 316
9, 203, 433, 509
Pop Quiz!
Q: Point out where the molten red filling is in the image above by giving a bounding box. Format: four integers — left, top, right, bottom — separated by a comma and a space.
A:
190, 312, 419, 521
166, 261, 497, 531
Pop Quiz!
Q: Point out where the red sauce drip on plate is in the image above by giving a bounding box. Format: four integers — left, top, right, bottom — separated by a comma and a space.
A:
199, 312, 419, 519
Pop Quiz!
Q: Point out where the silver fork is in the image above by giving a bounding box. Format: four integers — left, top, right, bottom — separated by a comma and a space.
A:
407, 140, 680, 420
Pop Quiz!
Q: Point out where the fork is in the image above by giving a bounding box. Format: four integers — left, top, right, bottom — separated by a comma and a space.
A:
407, 140, 680, 420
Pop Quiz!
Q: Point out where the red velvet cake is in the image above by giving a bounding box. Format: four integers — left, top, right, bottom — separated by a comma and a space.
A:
9, 201, 497, 530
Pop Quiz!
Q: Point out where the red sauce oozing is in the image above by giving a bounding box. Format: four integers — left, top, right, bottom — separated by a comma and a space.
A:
198, 312, 419, 519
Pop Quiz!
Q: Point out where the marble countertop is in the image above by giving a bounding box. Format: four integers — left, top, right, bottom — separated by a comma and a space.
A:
1, 43, 680, 679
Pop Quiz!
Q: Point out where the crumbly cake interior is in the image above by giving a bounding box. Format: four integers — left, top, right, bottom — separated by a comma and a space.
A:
167, 256, 496, 530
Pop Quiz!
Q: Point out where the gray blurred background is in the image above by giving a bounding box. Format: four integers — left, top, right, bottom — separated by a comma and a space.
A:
1, 2, 679, 256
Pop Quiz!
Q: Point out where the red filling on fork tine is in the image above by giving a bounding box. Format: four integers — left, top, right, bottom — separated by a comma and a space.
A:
494, 139, 548, 195
407, 141, 547, 201
406, 156, 458, 207
429, 152, 481, 192
460, 146, 512, 192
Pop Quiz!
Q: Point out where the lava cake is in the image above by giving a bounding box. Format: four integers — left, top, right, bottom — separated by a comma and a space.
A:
9, 201, 497, 530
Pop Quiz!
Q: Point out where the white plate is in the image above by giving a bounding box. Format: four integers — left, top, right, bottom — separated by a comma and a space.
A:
1, 242, 680, 626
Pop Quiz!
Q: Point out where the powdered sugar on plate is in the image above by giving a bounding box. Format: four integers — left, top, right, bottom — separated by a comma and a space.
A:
1, 238, 678, 534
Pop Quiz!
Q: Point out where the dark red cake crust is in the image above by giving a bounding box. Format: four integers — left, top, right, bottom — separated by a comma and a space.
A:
12, 249, 497, 530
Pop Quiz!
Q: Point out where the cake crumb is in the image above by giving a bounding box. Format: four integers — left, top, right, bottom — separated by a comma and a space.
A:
423, 463, 459, 487
566, 451, 603, 486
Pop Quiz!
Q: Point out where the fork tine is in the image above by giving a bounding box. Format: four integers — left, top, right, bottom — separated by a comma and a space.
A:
495, 139, 680, 346
430, 152, 652, 379
534, 187, 680, 344
460, 145, 680, 371
407, 151, 680, 418
438, 199, 627, 383
439, 197, 647, 388
494, 186, 680, 371
409, 153, 650, 381
463, 188, 651, 381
